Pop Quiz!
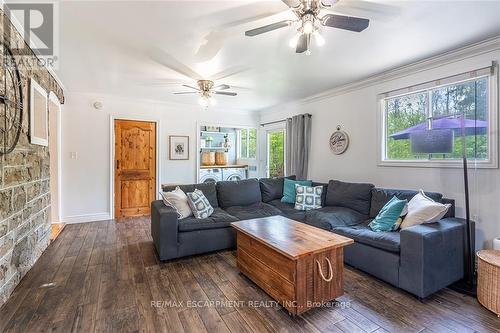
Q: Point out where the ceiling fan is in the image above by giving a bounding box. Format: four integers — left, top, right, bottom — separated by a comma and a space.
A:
245, 0, 370, 55
173, 80, 237, 108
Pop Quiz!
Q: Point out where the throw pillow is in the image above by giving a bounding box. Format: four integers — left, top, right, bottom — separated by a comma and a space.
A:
186, 189, 214, 219
159, 187, 192, 219
368, 196, 408, 232
401, 190, 451, 229
282, 178, 312, 204
295, 184, 323, 211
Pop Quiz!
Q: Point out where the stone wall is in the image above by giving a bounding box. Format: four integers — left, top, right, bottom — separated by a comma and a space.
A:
0, 10, 64, 307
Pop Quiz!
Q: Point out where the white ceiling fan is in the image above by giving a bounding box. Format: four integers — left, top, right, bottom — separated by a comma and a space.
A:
173, 80, 237, 108
148, 48, 248, 109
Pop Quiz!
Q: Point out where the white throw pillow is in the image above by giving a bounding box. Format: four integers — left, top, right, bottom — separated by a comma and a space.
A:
160, 187, 192, 219
400, 190, 451, 229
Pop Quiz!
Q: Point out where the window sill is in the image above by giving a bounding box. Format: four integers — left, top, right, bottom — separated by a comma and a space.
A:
378, 159, 498, 169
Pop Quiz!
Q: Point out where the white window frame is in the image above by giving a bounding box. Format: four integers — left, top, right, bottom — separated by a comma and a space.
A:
237, 127, 258, 160
378, 66, 498, 169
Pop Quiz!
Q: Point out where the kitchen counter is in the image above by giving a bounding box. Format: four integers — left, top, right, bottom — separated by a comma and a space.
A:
200, 164, 248, 169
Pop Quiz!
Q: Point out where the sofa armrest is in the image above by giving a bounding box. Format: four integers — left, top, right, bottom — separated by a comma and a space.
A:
151, 200, 179, 261
399, 218, 466, 298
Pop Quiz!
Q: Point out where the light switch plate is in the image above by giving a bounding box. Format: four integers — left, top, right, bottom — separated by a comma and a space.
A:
70, 152, 78, 159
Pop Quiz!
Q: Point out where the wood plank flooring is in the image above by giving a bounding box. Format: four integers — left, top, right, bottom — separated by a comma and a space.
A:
0, 217, 499, 333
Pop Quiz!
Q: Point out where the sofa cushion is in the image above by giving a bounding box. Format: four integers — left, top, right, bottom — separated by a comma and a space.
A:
217, 179, 262, 208
370, 188, 443, 218
325, 180, 375, 215
282, 179, 312, 204
304, 206, 368, 231
268, 199, 307, 222
178, 208, 238, 232
259, 175, 296, 202
334, 221, 401, 253
223, 202, 282, 220
163, 182, 219, 208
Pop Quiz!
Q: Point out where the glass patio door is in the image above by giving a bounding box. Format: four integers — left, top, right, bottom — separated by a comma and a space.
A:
266, 129, 285, 178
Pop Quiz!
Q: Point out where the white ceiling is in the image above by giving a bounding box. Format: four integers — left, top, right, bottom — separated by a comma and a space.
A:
56, 0, 500, 112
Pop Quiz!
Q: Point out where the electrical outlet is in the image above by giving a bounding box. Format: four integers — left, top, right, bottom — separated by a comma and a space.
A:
70, 152, 78, 159
472, 214, 480, 222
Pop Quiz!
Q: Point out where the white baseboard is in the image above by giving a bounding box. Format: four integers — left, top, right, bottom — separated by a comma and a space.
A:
60, 213, 111, 224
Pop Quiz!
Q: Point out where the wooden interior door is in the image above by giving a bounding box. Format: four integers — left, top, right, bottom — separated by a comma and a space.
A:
114, 120, 156, 219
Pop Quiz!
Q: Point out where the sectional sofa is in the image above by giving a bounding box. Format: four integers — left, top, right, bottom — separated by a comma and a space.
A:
151, 177, 468, 298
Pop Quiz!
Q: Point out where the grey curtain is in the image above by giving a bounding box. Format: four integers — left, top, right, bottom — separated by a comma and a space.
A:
285, 114, 311, 179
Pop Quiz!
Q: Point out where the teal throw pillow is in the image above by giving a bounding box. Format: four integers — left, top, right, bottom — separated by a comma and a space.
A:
281, 178, 312, 204
369, 196, 408, 232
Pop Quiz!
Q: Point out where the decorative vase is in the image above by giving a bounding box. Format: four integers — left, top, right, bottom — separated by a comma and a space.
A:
201, 151, 216, 166
215, 152, 228, 165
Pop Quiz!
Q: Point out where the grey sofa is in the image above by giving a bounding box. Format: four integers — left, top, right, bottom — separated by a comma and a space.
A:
151, 177, 467, 298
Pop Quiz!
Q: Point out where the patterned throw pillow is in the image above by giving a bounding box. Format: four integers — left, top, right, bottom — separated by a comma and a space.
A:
294, 184, 323, 211
186, 189, 214, 219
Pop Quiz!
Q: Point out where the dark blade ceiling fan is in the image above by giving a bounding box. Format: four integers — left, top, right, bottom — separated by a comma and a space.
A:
245, 0, 370, 54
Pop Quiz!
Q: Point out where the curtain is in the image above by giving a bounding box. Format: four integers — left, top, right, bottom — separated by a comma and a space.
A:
285, 114, 311, 179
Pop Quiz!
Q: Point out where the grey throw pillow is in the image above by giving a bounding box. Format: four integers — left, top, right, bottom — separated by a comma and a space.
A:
186, 189, 214, 219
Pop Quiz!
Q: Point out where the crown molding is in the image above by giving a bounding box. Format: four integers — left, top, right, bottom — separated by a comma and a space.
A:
260, 36, 500, 116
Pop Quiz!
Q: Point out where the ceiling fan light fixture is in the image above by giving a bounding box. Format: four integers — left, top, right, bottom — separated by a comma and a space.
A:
302, 20, 314, 34
198, 96, 209, 108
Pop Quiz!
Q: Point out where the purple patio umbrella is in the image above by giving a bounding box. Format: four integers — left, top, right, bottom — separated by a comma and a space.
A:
390, 116, 488, 140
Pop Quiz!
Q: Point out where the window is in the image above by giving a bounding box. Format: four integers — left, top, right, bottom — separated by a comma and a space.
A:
267, 129, 285, 177
237, 128, 257, 159
381, 68, 497, 167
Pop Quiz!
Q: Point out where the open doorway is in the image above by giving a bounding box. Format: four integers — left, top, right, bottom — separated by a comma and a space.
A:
48, 93, 63, 241
266, 128, 286, 178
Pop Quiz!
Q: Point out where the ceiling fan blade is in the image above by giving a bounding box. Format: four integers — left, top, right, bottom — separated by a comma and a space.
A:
245, 20, 292, 36
173, 92, 199, 95
321, 14, 369, 32
182, 84, 200, 91
296, 34, 308, 53
213, 84, 230, 90
213, 91, 237, 96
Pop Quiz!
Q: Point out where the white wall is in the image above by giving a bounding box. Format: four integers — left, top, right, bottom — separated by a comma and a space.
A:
260, 41, 500, 250
61, 92, 258, 223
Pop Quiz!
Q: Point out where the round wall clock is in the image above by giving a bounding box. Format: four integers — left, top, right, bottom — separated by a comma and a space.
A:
0, 43, 24, 155
329, 126, 349, 155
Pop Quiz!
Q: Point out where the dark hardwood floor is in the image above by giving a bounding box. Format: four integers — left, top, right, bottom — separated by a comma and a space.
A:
0, 218, 499, 333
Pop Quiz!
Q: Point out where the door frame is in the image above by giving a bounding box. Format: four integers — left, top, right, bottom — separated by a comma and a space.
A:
263, 123, 286, 178
48, 92, 62, 223
109, 115, 161, 219
196, 121, 259, 183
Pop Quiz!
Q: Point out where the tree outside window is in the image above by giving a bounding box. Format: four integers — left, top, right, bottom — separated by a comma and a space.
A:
384, 77, 489, 162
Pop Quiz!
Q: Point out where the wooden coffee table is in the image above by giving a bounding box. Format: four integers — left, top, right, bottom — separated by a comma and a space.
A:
231, 215, 353, 315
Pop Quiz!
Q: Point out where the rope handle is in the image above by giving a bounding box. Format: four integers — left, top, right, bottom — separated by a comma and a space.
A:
316, 257, 333, 282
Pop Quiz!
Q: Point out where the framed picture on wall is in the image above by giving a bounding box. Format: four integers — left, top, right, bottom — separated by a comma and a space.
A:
169, 135, 189, 160
30, 78, 49, 146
